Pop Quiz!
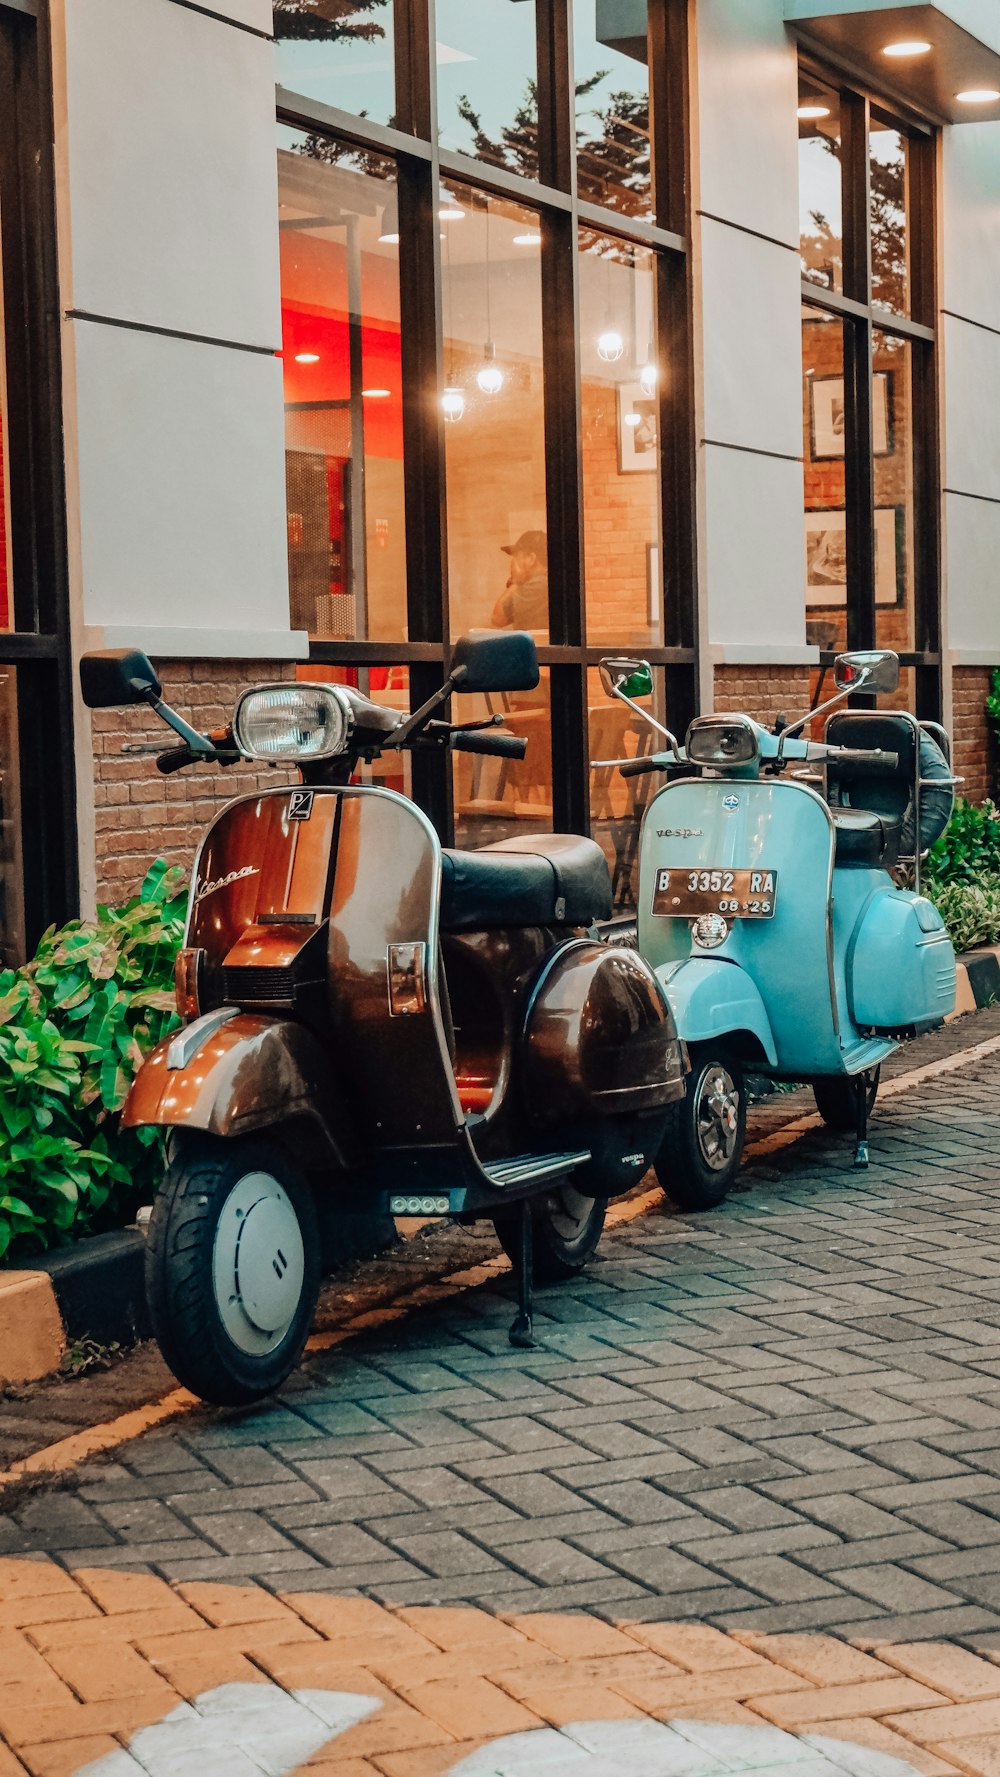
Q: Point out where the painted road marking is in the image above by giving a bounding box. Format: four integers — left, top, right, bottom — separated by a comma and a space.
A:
3, 1028, 997, 1490
70, 1684, 924, 1777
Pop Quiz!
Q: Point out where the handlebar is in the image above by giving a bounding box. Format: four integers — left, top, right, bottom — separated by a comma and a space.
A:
155, 743, 241, 775
619, 755, 667, 779
450, 729, 528, 760
820, 745, 899, 772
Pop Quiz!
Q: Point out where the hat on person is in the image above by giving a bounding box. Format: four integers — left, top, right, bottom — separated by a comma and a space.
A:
501, 530, 547, 558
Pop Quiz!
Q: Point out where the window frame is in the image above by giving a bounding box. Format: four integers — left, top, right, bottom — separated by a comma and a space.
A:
799, 54, 941, 722
275, 0, 697, 844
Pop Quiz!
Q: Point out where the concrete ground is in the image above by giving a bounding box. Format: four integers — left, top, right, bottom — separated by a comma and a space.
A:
3, 1011, 1000, 1774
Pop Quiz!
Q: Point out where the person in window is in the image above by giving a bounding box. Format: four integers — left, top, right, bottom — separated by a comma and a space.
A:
491, 530, 548, 632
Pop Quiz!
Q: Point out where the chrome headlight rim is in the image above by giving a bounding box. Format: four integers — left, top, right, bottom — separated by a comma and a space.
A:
232, 681, 356, 763
685, 713, 760, 769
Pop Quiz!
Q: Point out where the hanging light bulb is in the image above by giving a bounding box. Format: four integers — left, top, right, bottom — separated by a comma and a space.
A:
597, 327, 625, 363
639, 358, 658, 398
437, 185, 464, 221
476, 341, 504, 396
442, 385, 465, 423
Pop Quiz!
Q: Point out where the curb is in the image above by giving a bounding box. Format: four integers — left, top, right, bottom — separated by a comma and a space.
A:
950, 941, 1000, 1018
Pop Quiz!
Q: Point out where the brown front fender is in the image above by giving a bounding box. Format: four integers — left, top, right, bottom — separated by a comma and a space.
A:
122, 1013, 360, 1172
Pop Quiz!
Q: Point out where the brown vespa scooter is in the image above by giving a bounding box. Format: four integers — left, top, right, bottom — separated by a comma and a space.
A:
80, 633, 686, 1406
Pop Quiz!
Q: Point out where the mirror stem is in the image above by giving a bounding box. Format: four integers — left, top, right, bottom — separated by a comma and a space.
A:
609, 681, 679, 750
777, 675, 868, 746
145, 692, 215, 757
390, 670, 463, 749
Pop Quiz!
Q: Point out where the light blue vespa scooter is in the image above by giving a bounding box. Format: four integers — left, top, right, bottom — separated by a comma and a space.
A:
598, 650, 957, 1210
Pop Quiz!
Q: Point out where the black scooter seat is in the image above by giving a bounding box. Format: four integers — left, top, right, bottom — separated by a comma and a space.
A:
440, 834, 613, 931
832, 808, 901, 870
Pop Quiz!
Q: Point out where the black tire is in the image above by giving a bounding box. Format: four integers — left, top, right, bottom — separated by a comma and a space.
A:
813, 1067, 880, 1132
493, 1185, 607, 1282
654, 1045, 746, 1212
146, 1134, 321, 1407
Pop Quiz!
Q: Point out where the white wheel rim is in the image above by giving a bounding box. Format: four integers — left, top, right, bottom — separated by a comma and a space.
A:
212, 1173, 306, 1357
546, 1184, 597, 1242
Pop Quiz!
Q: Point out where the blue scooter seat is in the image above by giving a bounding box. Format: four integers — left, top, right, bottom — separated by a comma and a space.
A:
832, 809, 901, 870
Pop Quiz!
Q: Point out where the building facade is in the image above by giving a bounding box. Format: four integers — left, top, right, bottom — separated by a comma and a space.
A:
0, 0, 999, 956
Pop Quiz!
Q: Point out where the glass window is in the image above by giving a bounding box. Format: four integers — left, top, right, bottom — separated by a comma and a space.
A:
870, 120, 909, 315
799, 79, 842, 293
274, 1, 396, 128
873, 329, 914, 651
453, 669, 552, 848
588, 664, 663, 909
0, 666, 24, 966
435, 0, 539, 177
574, 0, 652, 217
440, 184, 548, 643
802, 301, 847, 655
0, 328, 9, 633
579, 232, 661, 647
278, 130, 407, 643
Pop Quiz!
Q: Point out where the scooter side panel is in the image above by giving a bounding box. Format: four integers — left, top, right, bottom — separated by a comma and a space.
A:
657, 957, 777, 1066
638, 778, 845, 1075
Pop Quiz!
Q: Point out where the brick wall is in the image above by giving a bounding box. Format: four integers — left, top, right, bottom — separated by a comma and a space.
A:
713, 665, 813, 730
953, 665, 994, 806
90, 661, 296, 906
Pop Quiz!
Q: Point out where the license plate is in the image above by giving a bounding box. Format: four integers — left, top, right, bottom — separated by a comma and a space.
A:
651, 867, 778, 919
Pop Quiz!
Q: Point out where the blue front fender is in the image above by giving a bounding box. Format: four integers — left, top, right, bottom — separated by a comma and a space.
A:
657, 957, 777, 1067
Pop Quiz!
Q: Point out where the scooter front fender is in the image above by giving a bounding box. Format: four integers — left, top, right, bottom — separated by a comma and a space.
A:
657, 957, 777, 1068
121, 1011, 361, 1171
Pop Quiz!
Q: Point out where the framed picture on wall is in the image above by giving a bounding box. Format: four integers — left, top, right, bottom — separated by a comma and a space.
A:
805, 507, 903, 608
617, 384, 658, 472
809, 372, 893, 459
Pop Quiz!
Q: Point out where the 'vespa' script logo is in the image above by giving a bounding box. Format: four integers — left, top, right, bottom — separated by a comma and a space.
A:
194, 865, 260, 904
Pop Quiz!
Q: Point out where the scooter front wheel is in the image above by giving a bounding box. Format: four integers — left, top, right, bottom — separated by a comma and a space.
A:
493, 1186, 606, 1281
145, 1134, 321, 1407
813, 1068, 880, 1132
655, 1046, 746, 1212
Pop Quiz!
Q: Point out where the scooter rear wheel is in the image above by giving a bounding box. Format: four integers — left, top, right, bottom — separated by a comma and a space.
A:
813, 1068, 880, 1132
146, 1134, 321, 1407
493, 1186, 606, 1281
654, 1046, 746, 1212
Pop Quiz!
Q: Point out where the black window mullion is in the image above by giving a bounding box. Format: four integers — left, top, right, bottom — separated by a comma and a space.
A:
536, 0, 574, 195
551, 663, 589, 835
393, 0, 435, 141
650, 0, 687, 239
840, 90, 876, 652
657, 249, 696, 656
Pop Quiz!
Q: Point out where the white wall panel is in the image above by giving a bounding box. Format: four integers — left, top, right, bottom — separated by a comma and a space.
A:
944, 490, 1000, 657
696, 0, 799, 246
71, 322, 291, 639
943, 313, 1000, 503
701, 217, 803, 458
942, 122, 1000, 337
188, 0, 272, 30
703, 444, 809, 650
55, 0, 280, 347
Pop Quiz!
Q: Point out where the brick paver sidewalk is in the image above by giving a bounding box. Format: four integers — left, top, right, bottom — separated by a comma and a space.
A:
4, 1028, 1000, 1773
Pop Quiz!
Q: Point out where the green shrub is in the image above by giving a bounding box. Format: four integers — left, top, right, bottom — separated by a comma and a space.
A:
985, 666, 1000, 727
926, 875, 1000, 955
0, 860, 185, 1263
925, 796, 1000, 885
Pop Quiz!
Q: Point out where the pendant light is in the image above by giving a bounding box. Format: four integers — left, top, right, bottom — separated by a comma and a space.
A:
378, 191, 399, 245
597, 249, 624, 362
441, 215, 464, 422
476, 203, 505, 397
639, 352, 658, 398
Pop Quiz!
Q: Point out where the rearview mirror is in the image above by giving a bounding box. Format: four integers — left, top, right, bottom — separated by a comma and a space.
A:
599, 657, 654, 701
79, 648, 162, 709
450, 630, 539, 694
834, 650, 900, 696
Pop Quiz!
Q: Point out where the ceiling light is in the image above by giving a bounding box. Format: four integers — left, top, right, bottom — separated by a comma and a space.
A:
640, 360, 658, 398
797, 103, 831, 119
513, 231, 541, 246
441, 385, 465, 422
956, 87, 1000, 103
438, 186, 464, 221
624, 411, 641, 429
294, 352, 320, 364
597, 328, 625, 363
476, 340, 504, 396
882, 40, 932, 57
362, 388, 391, 398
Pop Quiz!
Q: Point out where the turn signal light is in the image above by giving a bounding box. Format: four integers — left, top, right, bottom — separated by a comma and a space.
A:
174, 947, 204, 1020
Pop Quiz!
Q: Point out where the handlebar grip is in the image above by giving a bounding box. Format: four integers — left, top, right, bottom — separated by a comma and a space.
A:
829, 747, 899, 772
451, 730, 528, 759
619, 755, 666, 778
156, 747, 196, 775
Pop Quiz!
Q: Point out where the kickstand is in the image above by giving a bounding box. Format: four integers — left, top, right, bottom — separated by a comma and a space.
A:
854, 1073, 870, 1170
509, 1198, 536, 1349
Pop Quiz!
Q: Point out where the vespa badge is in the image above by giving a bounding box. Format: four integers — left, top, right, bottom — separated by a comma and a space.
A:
692, 913, 729, 949
722, 794, 740, 811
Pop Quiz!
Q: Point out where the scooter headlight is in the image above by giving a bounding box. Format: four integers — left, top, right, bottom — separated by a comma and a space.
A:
233, 683, 354, 762
686, 715, 759, 768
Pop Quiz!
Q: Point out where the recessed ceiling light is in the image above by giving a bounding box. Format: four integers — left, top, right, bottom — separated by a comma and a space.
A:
883, 40, 932, 57
362, 387, 391, 398
294, 352, 320, 364
956, 87, 1000, 103
513, 231, 541, 246
798, 103, 831, 119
